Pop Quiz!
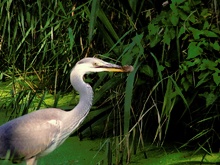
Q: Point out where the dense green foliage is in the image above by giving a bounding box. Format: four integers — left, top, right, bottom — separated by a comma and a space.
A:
0, 0, 220, 163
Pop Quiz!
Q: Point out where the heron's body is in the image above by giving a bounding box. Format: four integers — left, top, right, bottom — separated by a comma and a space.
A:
0, 57, 133, 165
0, 109, 67, 160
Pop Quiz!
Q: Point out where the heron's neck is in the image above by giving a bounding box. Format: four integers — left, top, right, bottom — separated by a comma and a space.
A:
66, 71, 93, 131
71, 74, 93, 116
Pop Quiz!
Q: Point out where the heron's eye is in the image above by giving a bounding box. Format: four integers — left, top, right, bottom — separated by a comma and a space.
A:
93, 62, 98, 67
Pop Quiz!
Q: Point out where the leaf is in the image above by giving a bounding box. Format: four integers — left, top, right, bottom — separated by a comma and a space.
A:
147, 23, 162, 47
128, 0, 137, 13
196, 72, 210, 87
213, 71, 220, 86
178, 26, 185, 38
188, 13, 197, 23
178, 9, 188, 20
163, 29, 171, 45
198, 59, 217, 71
189, 27, 203, 39
187, 42, 203, 59
149, 35, 161, 47
140, 65, 153, 77
185, 58, 201, 68
203, 30, 218, 38
148, 23, 159, 35
179, 2, 191, 12
203, 21, 209, 30
211, 41, 220, 51
201, 9, 210, 18
205, 92, 217, 107
163, 27, 175, 45
159, 65, 165, 72
181, 77, 190, 91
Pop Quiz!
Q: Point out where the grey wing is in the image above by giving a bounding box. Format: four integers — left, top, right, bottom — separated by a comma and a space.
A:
0, 114, 61, 161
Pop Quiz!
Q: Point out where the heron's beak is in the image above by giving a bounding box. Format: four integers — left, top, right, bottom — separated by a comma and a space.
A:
97, 62, 133, 73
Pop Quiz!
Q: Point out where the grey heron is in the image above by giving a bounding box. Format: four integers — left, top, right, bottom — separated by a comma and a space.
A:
0, 57, 133, 165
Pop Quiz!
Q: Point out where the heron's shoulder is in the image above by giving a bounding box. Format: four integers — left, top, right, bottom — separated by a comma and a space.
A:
0, 108, 65, 128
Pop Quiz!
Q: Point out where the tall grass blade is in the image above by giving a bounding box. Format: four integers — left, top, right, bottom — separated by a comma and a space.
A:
124, 65, 139, 134
97, 9, 119, 41
68, 27, 75, 50
16, 28, 32, 52
150, 52, 163, 89
124, 33, 143, 134
36, 91, 47, 110
88, 0, 100, 43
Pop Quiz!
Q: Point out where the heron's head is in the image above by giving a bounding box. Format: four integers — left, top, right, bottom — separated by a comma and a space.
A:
74, 57, 133, 74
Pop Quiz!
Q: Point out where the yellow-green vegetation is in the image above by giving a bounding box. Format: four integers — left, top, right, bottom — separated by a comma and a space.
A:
33, 141, 220, 165
0, 81, 77, 123
1, 136, 220, 164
